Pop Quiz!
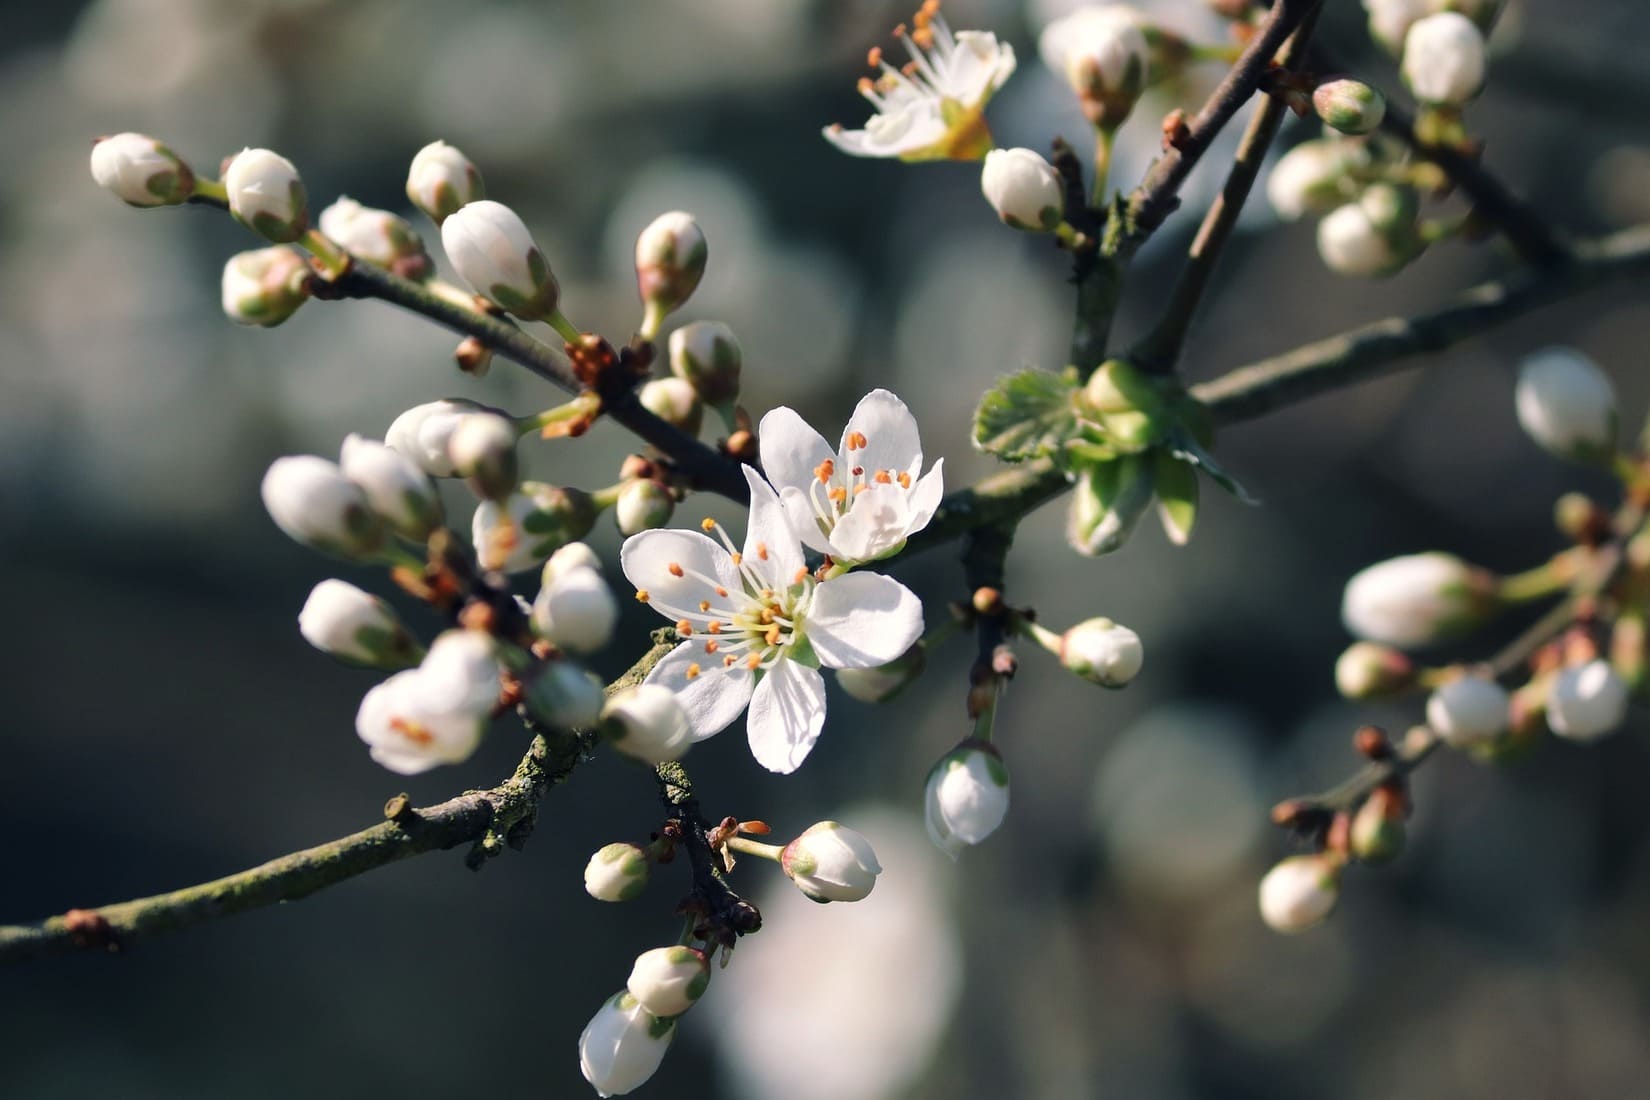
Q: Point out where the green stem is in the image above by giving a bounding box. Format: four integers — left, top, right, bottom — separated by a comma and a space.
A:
547, 310, 582, 345
1497, 553, 1579, 603
1090, 126, 1116, 209
301, 229, 351, 279
972, 677, 1001, 743
724, 836, 784, 862
589, 483, 624, 511
518, 392, 602, 436
189, 176, 227, 204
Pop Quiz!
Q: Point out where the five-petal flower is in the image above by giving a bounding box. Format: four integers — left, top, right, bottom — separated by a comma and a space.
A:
621, 467, 923, 774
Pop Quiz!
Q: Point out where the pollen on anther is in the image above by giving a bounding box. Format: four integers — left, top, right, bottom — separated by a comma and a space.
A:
866, 46, 883, 68
757, 542, 769, 561
686, 663, 702, 680
715, 585, 729, 598
701, 517, 717, 532
705, 640, 720, 654
846, 430, 868, 450
857, 76, 874, 95
699, 600, 711, 612
828, 487, 847, 503
676, 619, 694, 636
745, 653, 761, 670
708, 621, 723, 634
793, 567, 809, 584
765, 625, 782, 645
874, 469, 892, 484
892, 22, 907, 37
760, 608, 775, 624
898, 472, 912, 489
667, 562, 684, 578
635, 589, 651, 603
815, 459, 835, 483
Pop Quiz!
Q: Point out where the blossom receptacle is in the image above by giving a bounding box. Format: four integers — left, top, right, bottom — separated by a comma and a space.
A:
924, 740, 1010, 858
339, 434, 443, 540
90, 132, 193, 207
405, 140, 484, 224
781, 821, 882, 903
224, 147, 308, 243
584, 842, 649, 902
221, 246, 310, 327
440, 199, 559, 321
1515, 348, 1618, 463
626, 946, 710, 1019
578, 992, 675, 1098
980, 148, 1064, 231
1258, 853, 1342, 933
260, 455, 384, 559
473, 482, 599, 573
1341, 552, 1497, 648
298, 579, 420, 668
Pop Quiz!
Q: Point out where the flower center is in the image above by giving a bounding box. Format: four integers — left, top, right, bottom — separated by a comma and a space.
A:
802, 431, 915, 539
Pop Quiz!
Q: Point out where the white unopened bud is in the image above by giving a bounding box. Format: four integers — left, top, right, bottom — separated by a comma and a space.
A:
626, 946, 710, 1019
441, 199, 559, 320
1266, 139, 1368, 221
533, 565, 618, 654
260, 455, 383, 558
524, 660, 605, 730
614, 479, 675, 537
1312, 78, 1386, 136
601, 685, 693, 765
385, 398, 489, 477
418, 630, 503, 717
473, 483, 599, 573
1258, 854, 1342, 934
1334, 641, 1417, 698
780, 821, 881, 903
224, 148, 309, 243
584, 842, 650, 902
298, 579, 419, 668
221, 246, 310, 327
1039, 6, 1150, 127
446, 413, 520, 501
638, 377, 703, 436
924, 741, 1010, 859
543, 542, 603, 585
668, 321, 742, 413
317, 196, 431, 277
1426, 674, 1510, 747
634, 211, 707, 325
1515, 348, 1618, 462
339, 434, 444, 540
405, 140, 484, 224
1363, 0, 1434, 56
1059, 617, 1143, 688
1316, 186, 1417, 277
1402, 12, 1486, 106
578, 992, 675, 1098
980, 148, 1065, 232
835, 641, 927, 704
1341, 552, 1495, 648
90, 132, 194, 207
1548, 659, 1629, 742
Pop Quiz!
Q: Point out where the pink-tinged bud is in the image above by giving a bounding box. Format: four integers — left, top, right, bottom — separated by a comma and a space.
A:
584, 842, 649, 902
224, 148, 309, 243
90, 132, 193, 207
405, 140, 484, 224
1334, 642, 1416, 699
1258, 853, 1342, 933
626, 946, 710, 1019
781, 821, 882, 903
317, 196, 431, 278
221, 246, 310, 327
1312, 78, 1386, 136
440, 200, 559, 320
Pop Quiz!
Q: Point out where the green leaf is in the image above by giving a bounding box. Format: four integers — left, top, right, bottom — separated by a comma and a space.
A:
973, 368, 1080, 463
1165, 431, 1256, 504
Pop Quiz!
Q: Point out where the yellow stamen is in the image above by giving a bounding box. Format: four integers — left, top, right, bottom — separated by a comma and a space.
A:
828, 487, 847, 503
745, 654, 761, 670
686, 663, 702, 680
701, 517, 717, 532
846, 430, 868, 450
635, 590, 650, 603
731, 552, 742, 565
667, 562, 684, 578
898, 471, 912, 488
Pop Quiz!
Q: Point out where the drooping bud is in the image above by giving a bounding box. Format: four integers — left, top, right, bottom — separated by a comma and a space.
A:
614, 478, 676, 537
221, 246, 311, 327
317, 196, 431, 278
979, 148, 1065, 232
523, 659, 605, 731
90, 132, 194, 207
472, 483, 599, 573
1067, 455, 1154, 557
835, 641, 927, 704
1312, 78, 1386, 136
578, 992, 675, 1098
1401, 12, 1486, 106
1266, 139, 1368, 222
584, 842, 650, 902
385, 398, 488, 477
1341, 552, 1497, 648
223, 148, 309, 243
533, 564, 618, 654
780, 821, 882, 903
1514, 348, 1618, 463
1258, 853, 1342, 933
1038, 6, 1150, 128
1350, 786, 1407, 865
638, 377, 703, 437
667, 321, 741, 424
260, 455, 384, 559
1547, 659, 1629, 743
445, 413, 520, 501
298, 579, 420, 668
924, 740, 1010, 859
626, 946, 710, 1019
1058, 617, 1144, 688
440, 199, 559, 320
1425, 673, 1510, 748
601, 685, 693, 765
1335, 641, 1417, 698
339, 434, 444, 541
405, 140, 484, 224
634, 211, 707, 332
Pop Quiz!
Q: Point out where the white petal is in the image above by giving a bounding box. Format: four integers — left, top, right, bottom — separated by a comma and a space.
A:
805, 572, 924, 669
643, 642, 755, 740
758, 405, 834, 494
745, 659, 827, 774
779, 485, 835, 556
904, 458, 945, 534
828, 483, 912, 563
842, 389, 922, 480
741, 466, 806, 589
620, 529, 742, 623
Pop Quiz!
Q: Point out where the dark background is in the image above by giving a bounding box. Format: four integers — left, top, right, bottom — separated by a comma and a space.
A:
5, 1, 1650, 1097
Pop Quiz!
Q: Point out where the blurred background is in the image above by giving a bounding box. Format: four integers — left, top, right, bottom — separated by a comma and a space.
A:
5, 0, 1650, 1097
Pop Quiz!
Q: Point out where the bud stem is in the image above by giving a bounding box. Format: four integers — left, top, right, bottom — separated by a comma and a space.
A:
1091, 126, 1116, 207
723, 836, 784, 862
1053, 222, 1090, 251
1019, 618, 1065, 656
1497, 552, 1580, 603
971, 675, 1002, 743
519, 393, 603, 436
189, 176, 228, 206
589, 483, 625, 511
301, 229, 351, 279
548, 310, 582, 345
1188, 43, 1245, 63
638, 301, 668, 344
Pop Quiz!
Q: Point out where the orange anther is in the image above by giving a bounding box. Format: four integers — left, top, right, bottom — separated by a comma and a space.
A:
699, 600, 711, 612
701, 517, 717, 531
635, 590, 651, 603
793, 567, 809, 584
731, 552, 742, 565
815, 459, 835, 483
898, 472, 912, 488
715, 586, 729, 598
874, 469, 892, 484
846, 430, 867, 450
667, 562, 684, 578
686, 663, 702, 680
724, 655, 738, 667
857, 76, 874, 95
746, 653, 762, 670
828, 487, 847, 503
389, 717, 434, 746
676, 619, 694, 636
765, 625, 782, 645
708, 620, 723, 634
705, 640, 720, 654
757, 542, 769, 561
867, 46, 883, 68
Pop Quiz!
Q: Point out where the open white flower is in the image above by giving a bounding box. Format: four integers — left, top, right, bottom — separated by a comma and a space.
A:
354, 631, 501, 775
759, 389, 943, 565
823, 3, 1015, 162
621, 467, 923, 773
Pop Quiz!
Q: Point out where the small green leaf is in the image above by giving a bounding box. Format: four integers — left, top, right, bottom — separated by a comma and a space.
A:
972, 368, 1080, 463
1166, 431, 1256, 504
1153, 452, 1199, 546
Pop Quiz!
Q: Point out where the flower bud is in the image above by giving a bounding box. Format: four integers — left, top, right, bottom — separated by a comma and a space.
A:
1312, 78, 1386, 136
1350, 787, 1407, 865
1514, 348, 1618, 463
1258, 854, 1341, 934
668, 321, 741, 414
835, 641, 927, 704
584, 842, 649, 902
220, 246, 310, 327
634, 211, 707, 323
781, 821, 881, 903
354, 637, 495, 775
1316, 184, 1419, 277
1067, 455, 1153, 556
601, 684, 693, 765
614, 478, 676, 537
1547, 659, 1629, 742
578, 992, 675, 1098
1039, 6, 1150, 128
1334, 641, 1417, 698
473, 483, 599, 573
1341, 552, 1496, 648
339, 434, 444, 540
1058, 617, 1143, 688
385, 398, 488, 477
1265, 139, 1367, 222
1402, 12, 1486, 106
90, 132, 194, 207
924, 740, 1010, 859
980, 148, 1065, 232
317, 196, 431, 277
298, 579, 420, 668
405, 140, 484, 224
638, 377, 703, 436
544, 541, 603, 585
1363, 0, 1433, 57
533, 565, 618, 654
260, 455, 384, 558
524, 659, 605, 730
418, 630, 503, 717
445, 413, 520, 501
224, 148, 309, 243
626, 946, 710, 1019
1426, 674, 1510, 747
440, 199, 559, 320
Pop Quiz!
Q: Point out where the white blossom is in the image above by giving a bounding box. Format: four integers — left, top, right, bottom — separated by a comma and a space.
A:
90, 132, 193, 207
297, 579, 418, 668
601, 685, 694, 766
405, 140, 484, 224
544, 542, 603, 585
924, 742, 1010, 858
1548, 660, 1629, 742
533, 564, 618, 654
584, 842, 649, 903
440, 199, 559, 320
1341, 552, 1491, 648
1515, 347, 1618, 461
224, 147, 308, 243
339, 433, 443, 540
621, 467, 923, 773
980, 147, 1065, 231
1401, 11, 1486, 106
260, 455, 383, 558
781, 821, 882, 902
1426, 674, 1510, 747
1037, 5, 1149, 125
626, 946, 710, 1019
1317, 198, 1401, 277
1258, 854, 1341, 934
354, 631, 500, 775
1363, 0, 1435, 56
473, 483, 598, 574
221, 246, 310, 327
1059, 617, 1143, 687
578, 992, 675, 1098
386, 398, 489, 477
